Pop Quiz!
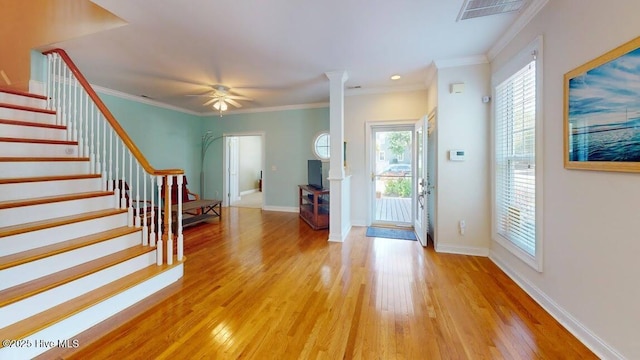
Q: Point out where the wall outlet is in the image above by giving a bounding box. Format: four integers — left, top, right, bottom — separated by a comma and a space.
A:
459, 220, 466, 235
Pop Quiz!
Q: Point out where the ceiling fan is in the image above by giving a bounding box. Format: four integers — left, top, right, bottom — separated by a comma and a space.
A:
187, 85, 252, 115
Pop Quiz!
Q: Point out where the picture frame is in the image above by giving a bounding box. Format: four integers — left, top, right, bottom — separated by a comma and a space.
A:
564, 36, 640, 172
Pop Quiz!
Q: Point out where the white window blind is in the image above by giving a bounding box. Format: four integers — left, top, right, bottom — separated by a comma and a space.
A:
495, 58, 536, 256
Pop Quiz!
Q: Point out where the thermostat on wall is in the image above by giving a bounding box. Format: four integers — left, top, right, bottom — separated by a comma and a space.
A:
449, 149, 465, 161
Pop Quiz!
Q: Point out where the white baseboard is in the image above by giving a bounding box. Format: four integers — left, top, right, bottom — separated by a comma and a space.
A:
240, 189, 259, 196
435, 243, 490, 257
351, 219, 367, 227
489, 250, 623, 360
262, 205, 299, 213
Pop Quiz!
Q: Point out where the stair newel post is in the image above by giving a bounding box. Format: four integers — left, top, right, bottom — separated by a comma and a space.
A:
155, 175, 162, 247
166, 175, 173, 265
176, 174, 184, 262
149, 174, 156, 246
126, 149, 133, 227
135, 161, 141, 228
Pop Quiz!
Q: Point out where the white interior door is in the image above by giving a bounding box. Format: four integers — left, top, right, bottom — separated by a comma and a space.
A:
227, 137, 240, 204
414, 116, 428, 246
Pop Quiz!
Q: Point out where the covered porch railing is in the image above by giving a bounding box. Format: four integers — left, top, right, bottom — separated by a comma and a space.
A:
41, 48, 183, 265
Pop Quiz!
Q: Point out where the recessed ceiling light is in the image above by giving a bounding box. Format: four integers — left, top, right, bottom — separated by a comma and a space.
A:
390, 74, 401, 80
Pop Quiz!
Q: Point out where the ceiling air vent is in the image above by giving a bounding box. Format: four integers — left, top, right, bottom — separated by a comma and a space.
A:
457, 0, 528, 21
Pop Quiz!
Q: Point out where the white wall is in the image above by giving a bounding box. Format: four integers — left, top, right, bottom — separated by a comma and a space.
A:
238, 136, 262, 193
490, 1, 640, 358
435, 64, 491, 255
344, 90, 428, 226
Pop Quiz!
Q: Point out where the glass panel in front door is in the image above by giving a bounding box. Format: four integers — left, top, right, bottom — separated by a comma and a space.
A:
373, 129, 413, 225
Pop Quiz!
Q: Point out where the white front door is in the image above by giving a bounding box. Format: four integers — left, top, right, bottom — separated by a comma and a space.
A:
414, 116, 428, 246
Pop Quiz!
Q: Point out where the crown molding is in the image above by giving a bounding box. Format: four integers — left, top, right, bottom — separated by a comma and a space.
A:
345, 83, 427, 97
204, 102, 330, 116
92, 84, 201, 116
487, 0, 550, 61
433, 55, 489, 69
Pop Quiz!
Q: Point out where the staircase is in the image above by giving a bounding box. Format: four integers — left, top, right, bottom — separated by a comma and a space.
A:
0, 82, 184, 357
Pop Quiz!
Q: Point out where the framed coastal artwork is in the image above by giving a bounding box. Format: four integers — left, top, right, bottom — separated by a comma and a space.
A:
564, 36, 640, 172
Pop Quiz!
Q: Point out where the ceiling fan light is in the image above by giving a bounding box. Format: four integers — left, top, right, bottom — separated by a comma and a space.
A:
213, 100, 228, 111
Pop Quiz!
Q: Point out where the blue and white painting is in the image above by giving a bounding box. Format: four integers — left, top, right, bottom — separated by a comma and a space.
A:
568, 47, 640, 162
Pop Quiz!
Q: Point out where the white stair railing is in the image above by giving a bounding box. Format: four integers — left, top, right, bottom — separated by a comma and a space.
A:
42, 49, 183, 265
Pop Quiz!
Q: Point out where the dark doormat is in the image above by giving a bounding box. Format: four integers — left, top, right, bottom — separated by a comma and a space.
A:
366, 227, 417, 241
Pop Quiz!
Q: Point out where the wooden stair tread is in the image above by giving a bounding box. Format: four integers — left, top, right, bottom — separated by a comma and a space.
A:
0, 226, 141, 271
0, 208, 127, 238
0, 259, 182, 343
0, 174, 101, 185
0, 87, 48, 100
0, 156, 89, 162
0, 137, 77, 145
0, 245, 153, 308
0, 191, 113, 210
0, 102, 56, 114
0, 118, 65, 129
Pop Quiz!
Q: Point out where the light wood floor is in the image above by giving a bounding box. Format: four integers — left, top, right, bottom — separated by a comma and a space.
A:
56, 207, 596, 359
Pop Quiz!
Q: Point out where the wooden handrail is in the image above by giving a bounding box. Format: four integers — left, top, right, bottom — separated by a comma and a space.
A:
42, 48, 183, 176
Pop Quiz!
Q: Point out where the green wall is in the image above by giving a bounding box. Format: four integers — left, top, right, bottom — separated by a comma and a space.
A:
98, 93, 201, 193
202, 107, 329, 208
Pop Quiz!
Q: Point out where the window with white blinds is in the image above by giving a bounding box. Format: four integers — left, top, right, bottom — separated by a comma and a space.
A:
494, 54, 538, 262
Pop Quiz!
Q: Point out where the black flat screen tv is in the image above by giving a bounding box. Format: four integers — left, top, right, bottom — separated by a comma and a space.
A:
307, 160, 323, 189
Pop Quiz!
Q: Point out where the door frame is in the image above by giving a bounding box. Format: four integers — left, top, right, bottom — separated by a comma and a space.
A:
222, 132, 266, 208
426, 109, 437, 248
365, 120, 418, 227
414, 116, 427, 246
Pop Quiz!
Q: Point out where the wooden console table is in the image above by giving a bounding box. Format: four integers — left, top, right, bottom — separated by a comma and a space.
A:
298, 185, 329, 230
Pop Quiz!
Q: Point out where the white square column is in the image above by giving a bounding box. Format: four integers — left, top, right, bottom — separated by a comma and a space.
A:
325, 71, 351, 242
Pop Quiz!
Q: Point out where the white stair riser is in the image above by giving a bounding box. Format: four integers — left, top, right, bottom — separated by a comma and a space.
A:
0, 195, 115, 227
0, 250, 157, 329
0, 213, 128, 257
0, 123, 66, 141
0, 178, 102, 202
0, 263, 182, 360
0, 141, 77, 157
0, 92, 47, 108
0, 232, 142, 292
0, 107, 56, 125
0, 161, 91, 178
